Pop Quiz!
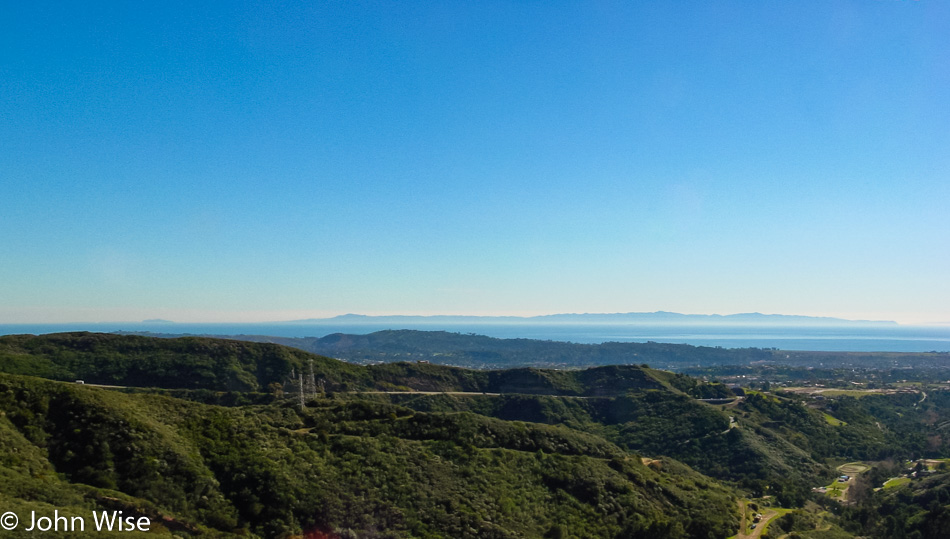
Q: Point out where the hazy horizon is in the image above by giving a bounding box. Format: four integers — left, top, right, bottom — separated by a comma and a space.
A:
3, 310, 949, 327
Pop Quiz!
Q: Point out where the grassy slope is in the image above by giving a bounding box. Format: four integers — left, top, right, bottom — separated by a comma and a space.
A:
367, 373, 917, 501
0, 372, 739, 538
0, 333, 884, 488
5, 332, 939, 536
0, 332, 713, 397
0, 332, 364, 391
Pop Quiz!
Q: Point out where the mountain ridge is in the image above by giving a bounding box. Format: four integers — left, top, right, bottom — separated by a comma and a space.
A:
287, 311, 899, 326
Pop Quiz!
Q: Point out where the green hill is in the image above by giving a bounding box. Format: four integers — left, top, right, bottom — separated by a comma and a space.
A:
0, 332, 711, 397
0, 332, 363, 391
0, 372, 738, 538
5, 331, 950, 537
136, 329, 950, 371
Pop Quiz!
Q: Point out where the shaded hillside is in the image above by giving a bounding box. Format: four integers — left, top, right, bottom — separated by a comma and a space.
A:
0, 334, 917, 488
361, 391, 811, 495
0, 333, 711, 397
0, 373, 739, 538
0, 332, 363, 391
364, 386, 923, 504
308, 331, 950, 369
224, 329, 776, 368
127, 329, 950, 370
4, 331, 947, 535
840, 465, 950, 538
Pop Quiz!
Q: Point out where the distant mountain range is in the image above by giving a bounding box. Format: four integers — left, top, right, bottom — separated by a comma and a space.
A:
286, 311, 898, 326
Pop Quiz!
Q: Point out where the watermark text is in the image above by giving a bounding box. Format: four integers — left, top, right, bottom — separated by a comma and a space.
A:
0, 510, 150, 532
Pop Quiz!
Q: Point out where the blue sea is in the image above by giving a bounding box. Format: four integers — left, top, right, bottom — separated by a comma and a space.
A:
1, 322, 949, 353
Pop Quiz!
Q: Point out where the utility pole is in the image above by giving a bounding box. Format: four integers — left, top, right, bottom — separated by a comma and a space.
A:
307, 359, 317, 400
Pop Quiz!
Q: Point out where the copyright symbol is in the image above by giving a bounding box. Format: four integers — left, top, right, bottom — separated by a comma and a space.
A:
0, 512, 17, 530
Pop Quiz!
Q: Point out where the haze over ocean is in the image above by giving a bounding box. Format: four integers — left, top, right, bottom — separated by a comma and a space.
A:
2, 322, 949, 353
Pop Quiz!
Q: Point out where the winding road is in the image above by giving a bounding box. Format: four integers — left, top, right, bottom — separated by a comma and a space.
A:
734, 500, 780, 539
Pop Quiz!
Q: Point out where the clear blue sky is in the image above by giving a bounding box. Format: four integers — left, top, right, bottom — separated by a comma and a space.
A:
1, 1, 948, 324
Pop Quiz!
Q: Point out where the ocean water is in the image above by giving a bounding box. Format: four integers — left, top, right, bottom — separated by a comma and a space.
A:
1, 322, 949, 353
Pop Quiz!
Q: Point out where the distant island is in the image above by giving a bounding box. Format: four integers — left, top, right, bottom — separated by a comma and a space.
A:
287, 311, 898, 327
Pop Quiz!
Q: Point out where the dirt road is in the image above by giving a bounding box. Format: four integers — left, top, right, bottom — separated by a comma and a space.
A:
734, 501, 780, 539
